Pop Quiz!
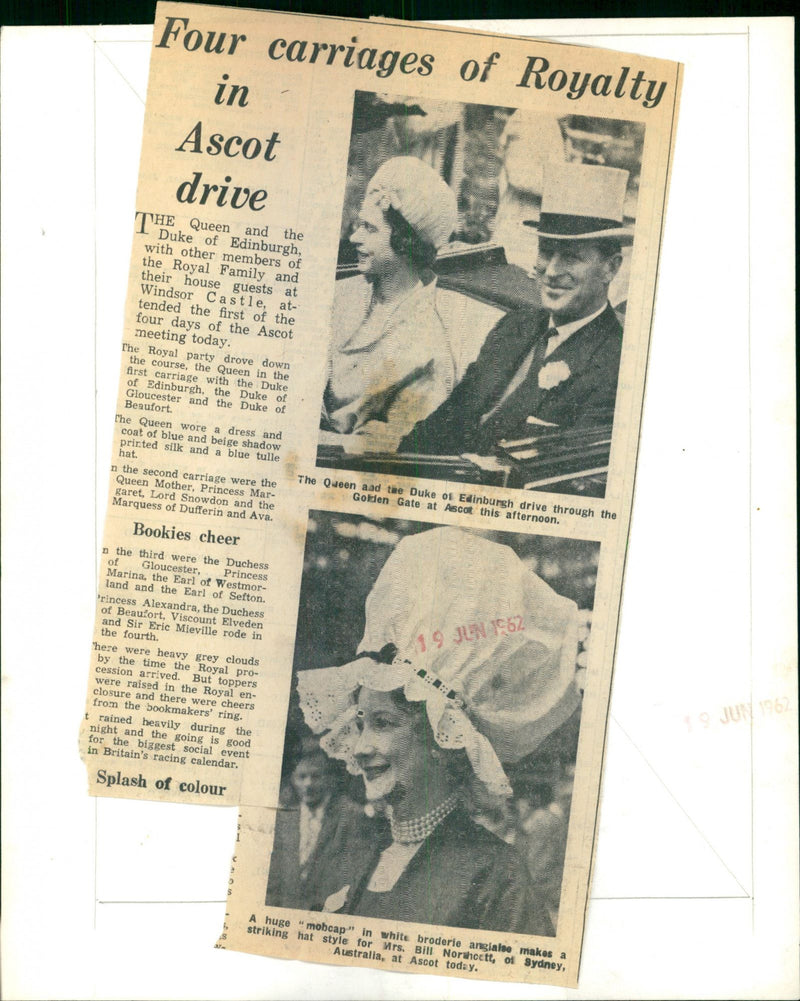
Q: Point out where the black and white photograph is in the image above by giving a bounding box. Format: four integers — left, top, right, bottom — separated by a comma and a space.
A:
317, 91, 644, 497
266, 510, 599, 937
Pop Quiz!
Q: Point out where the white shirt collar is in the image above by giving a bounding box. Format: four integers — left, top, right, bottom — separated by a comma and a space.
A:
548, 301, 609, 341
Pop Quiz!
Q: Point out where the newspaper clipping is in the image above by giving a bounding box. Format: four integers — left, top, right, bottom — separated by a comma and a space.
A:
79, 3, 681, 985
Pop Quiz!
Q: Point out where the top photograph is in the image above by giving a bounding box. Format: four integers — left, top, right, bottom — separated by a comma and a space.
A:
317, 90, 645, 498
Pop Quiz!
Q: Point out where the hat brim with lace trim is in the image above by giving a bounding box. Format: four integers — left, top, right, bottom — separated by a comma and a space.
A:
296, 528, 581, 799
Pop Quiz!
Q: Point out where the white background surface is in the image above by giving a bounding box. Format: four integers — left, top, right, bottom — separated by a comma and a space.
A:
1, 16, 796, 1000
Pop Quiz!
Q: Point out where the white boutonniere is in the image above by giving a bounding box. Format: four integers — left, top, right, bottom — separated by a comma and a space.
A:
537, 360, 572, 390
322, 885, 349, 913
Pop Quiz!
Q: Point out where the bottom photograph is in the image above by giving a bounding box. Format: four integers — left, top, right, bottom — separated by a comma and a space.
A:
265, 511, 599, 939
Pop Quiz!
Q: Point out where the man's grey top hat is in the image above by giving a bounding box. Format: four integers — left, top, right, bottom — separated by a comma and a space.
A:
523, 162, 634, 244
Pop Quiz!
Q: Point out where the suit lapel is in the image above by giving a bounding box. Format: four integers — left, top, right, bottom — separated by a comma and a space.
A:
282, 808, 303, 892
507, 326, 556, 423
481, 311, 549, 411
305, 796, 339, 870
478, 304, 619, 444
341, 828, 386, 914
522, 305, 619, 417
547, 304, 618, 371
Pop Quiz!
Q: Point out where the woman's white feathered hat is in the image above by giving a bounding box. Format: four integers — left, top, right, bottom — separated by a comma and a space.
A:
297, 528, 580, 798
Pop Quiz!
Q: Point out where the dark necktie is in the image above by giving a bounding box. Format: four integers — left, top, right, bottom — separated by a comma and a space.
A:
475, 328, 551, 450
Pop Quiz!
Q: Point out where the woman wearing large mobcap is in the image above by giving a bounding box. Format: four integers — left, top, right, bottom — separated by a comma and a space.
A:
296, 528, 580, 935
320, 157, 458, 452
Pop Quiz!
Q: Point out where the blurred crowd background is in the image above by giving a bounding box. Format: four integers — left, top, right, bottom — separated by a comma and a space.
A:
277, 511, 599, 928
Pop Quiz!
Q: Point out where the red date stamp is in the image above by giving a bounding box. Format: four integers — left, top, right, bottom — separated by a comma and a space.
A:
416, 616, 524, 653
683, 696, 790, 732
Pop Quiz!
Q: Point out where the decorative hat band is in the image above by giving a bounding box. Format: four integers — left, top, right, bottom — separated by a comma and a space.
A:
525, 212, 625, 235
296, 651, 513, 799
412, 665, 465, 710
358, 643, 467, 711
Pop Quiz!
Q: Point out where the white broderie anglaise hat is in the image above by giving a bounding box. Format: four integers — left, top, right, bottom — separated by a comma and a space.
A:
297, 528, 580, 798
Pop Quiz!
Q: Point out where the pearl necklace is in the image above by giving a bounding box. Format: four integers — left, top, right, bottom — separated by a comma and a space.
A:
388, 792, 460, 845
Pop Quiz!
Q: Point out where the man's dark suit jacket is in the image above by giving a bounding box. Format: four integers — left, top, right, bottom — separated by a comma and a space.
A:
265, 793, 374, 911
398, 303, 623, 455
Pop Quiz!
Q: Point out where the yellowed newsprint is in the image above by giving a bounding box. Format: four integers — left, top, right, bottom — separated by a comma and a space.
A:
78, 3, 681, 986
